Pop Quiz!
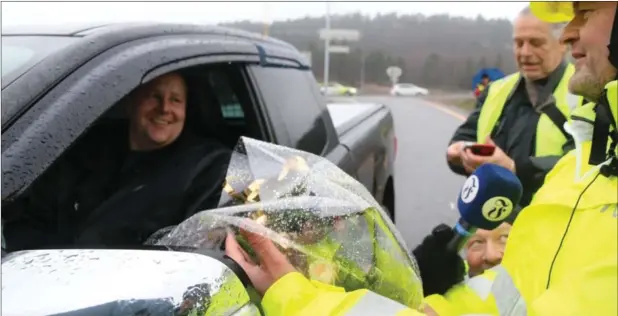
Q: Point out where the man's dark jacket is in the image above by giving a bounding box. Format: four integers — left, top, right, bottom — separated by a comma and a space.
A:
448, 62, 575, 207
3, 120, 232, 251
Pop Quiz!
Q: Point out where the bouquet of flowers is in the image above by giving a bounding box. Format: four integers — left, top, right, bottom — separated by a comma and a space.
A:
154, 137, 424, 309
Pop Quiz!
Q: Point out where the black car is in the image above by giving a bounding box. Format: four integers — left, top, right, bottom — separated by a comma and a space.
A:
1, 22, 397, 230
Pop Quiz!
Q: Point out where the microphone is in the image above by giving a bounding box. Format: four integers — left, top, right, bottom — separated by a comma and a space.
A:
446, 163, 523, 252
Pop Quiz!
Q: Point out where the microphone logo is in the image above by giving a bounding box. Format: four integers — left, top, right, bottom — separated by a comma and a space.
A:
482, 196, 514, 222
460, 175, 479, 203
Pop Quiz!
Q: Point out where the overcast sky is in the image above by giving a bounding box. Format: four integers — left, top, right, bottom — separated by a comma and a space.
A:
2, 1, 527, 27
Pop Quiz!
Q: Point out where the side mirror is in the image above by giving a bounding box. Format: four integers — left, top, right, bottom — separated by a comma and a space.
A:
2, 248, 261, 316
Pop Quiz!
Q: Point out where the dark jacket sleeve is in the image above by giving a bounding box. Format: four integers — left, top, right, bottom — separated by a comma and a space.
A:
180, 145, 233, 219
2, 124, 123, 252
2, 197, 59, 252
514, 136, 575, 201
447, 107, 482, 176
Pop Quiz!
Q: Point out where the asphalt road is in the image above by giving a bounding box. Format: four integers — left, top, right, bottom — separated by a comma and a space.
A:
335, 95, 469, 248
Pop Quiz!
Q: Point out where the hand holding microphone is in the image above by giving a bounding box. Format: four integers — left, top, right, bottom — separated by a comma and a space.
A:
412, 163, 523, 296
447, 163, 523, 252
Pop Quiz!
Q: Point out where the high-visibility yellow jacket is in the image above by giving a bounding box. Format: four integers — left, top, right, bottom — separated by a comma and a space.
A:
259, 82, 618, 316
477, 65, 582, 157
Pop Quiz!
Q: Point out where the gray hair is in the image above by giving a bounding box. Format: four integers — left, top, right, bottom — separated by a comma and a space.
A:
518, 6, 567, 40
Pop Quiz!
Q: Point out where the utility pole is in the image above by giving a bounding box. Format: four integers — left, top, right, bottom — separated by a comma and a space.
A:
323, 2, 331, 88
359, 50, 365, 93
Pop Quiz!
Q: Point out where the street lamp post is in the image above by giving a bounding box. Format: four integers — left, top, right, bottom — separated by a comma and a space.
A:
359, 50, 365, 93
323, 2, 331, 88
319, 5, 359, 96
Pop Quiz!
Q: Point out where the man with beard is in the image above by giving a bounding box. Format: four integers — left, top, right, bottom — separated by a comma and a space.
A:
447, 6, 584, 208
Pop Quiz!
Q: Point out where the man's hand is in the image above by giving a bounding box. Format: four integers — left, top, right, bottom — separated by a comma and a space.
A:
461, 138, 515, 174
446, 141, 466, 165
412, 224, 465, 296
225, 229, 297, 295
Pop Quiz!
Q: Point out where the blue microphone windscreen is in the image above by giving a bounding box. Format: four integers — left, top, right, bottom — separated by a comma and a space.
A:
457, 164, 523, 230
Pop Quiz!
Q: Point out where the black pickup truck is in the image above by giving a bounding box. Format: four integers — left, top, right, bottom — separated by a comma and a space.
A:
1, 23, 397, 232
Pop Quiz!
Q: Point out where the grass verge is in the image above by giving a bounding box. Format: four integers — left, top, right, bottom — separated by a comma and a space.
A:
454, 98, 477, 112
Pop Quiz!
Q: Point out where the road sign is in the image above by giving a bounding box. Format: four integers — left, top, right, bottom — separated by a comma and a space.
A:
328, 45, 350, 54
386, 66, 402, 84
319, 29, 361, 41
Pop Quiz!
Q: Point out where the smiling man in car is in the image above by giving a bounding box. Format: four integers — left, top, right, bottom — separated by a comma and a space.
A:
3, 71, 232, 250
446, 6, 583, 209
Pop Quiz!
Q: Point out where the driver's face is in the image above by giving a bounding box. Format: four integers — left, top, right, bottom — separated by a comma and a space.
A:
128, 72, 187, 151
465, 223, 511, 277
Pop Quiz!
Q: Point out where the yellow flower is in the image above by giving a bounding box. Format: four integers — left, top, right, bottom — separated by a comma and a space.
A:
308, 260, 338, 284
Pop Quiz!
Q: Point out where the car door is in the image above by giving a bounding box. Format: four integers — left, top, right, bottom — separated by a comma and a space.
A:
1, 33, 261, 201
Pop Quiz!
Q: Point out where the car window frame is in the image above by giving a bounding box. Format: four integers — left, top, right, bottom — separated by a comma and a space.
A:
246, 64, 334, 156
146, 59, 276, 144
1, 34, 262, 201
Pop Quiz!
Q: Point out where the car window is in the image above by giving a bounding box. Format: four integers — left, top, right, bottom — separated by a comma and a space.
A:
200, 63, 269, 147
249, 66, 328, 155
2, 46, 35, 77
207, 70, 245, 119
1, 36, 77, 85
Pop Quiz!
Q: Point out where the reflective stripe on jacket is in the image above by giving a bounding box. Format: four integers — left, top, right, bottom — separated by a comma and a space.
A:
476, 65, 582, 157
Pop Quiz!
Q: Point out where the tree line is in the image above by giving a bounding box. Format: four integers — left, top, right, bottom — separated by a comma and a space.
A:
221, 13, 517, 90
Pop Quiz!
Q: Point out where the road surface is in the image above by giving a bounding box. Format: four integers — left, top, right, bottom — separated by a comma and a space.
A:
334, 95, 469, 248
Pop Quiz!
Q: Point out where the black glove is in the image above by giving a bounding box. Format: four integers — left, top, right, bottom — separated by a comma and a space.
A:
412, 224, 466, 296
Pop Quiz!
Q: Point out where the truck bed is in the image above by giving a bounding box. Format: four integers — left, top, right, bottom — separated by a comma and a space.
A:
327, 102, 387, 137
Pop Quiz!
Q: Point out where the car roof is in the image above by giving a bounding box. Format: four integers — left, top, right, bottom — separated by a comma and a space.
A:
1, 22, 300, 128
2, 22, 294, 48
2, 23, 112, 36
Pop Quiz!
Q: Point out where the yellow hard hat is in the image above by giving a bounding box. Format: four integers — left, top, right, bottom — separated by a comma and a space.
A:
529, 2, 575, 23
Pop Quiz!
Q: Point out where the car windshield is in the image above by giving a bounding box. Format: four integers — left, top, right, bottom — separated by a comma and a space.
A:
2, 35, 78, 86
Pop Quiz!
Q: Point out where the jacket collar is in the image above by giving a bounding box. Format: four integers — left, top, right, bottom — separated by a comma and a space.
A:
506, 60, 569, 105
